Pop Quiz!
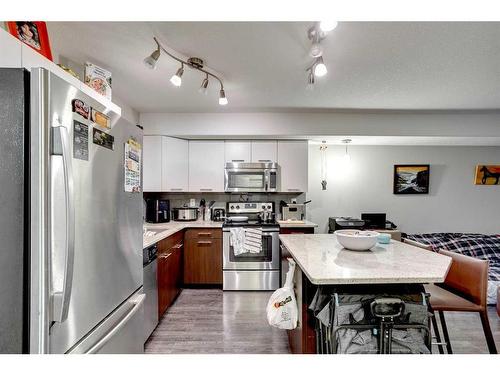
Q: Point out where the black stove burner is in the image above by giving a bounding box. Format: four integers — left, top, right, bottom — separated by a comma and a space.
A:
223, 219, 279, 228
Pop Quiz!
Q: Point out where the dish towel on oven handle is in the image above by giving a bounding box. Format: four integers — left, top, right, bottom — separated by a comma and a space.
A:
229, 227, 246, 256
244, 227, 263, 254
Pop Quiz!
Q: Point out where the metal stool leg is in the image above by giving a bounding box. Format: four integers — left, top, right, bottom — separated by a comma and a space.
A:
479, 310, 498, 354
438, 311, 453, 354
431, 313, 444, 354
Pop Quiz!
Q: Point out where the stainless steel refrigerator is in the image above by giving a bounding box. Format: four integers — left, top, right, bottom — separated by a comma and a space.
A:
0, 68, 144, 354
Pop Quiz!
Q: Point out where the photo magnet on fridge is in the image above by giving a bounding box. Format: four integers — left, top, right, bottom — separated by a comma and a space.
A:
71, 99, 90, 119
93, 128, 114, 150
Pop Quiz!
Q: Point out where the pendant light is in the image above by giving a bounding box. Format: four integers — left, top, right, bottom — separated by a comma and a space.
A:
219, 88, 228, 105
314, 56, 327, 77
199, 74, 209, 95
342, 139, 352, 163
143, 47, 161, 69
320, 141, 328, 190
170, 63, 184, 87
319, 21, 338, 32
306, 71, 315, 91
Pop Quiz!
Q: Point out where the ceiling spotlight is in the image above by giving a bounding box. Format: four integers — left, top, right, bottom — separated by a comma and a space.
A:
170, 64, 184, 87
219, 88, 228, 105
143, 47, 161, 69
306, 70, 315, 91
199, 74, 209, 95
309, 42, 323, 58
314, 56, 327, 77
319, 21, 338, 32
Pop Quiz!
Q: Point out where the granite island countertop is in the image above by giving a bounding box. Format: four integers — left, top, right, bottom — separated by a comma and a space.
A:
279, 234, 451, 285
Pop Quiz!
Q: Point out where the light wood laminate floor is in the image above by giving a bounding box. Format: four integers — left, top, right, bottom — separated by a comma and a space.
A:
145, 289, 499, 354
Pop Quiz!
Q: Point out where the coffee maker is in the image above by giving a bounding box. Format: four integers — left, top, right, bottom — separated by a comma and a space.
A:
145, 199, 170, 223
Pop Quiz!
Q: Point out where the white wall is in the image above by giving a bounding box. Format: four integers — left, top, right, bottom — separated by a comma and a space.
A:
307, 145, 500, 234
140, 111, 500, 139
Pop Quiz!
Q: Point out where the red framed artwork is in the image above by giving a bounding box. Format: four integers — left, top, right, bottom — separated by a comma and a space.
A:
6, 21, 53, 61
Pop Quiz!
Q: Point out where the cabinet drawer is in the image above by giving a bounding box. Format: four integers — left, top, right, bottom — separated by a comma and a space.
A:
185, 228, 222, 240
159, 230, 184, 254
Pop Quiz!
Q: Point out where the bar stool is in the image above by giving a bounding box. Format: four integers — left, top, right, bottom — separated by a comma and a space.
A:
425, 249, 497, 354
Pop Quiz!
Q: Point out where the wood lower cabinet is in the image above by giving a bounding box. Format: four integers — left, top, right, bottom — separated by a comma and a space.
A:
158, 231, 183, 317
184, 229, 223, 285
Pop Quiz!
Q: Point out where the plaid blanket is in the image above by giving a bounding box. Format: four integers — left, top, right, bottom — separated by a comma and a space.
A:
405, 233, 500, 282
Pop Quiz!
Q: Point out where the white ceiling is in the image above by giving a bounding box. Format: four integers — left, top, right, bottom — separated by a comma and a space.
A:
47, 22, 500, 113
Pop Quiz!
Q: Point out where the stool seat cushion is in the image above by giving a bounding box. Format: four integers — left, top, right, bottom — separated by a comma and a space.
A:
425, 284, 481, 312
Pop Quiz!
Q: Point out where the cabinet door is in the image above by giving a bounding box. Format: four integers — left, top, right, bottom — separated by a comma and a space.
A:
278, 141, 308, 192
0, 29, 22, 67
188, 141, 225, 192
224, 141, 251, 163
143, 136, 163, 192
162, 137, 189, 192
251, 141, 277, 163
184, 231, 222, 284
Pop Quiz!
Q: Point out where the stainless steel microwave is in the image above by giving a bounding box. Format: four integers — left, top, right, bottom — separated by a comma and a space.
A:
224, 162, 279, 193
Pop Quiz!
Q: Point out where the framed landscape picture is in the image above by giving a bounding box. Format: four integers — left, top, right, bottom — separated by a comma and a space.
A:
6, 21, 53, 61
474, 165, 500, 185
393, 164, 430, 194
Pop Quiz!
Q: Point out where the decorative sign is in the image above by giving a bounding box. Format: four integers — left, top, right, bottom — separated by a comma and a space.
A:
475, 165, 500, 185
6, 21, 53, 61
91, 108, 110, 129
84, 62, 112, 100
73, 121, 89, 161
92, 128, 114, 150
124, 138, 141, 192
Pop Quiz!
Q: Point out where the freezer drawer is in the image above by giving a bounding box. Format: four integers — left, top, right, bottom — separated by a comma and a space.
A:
68, 289, 145, 354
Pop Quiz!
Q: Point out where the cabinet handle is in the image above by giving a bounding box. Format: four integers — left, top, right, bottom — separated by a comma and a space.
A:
258, 159, 271, 162
200, 188, 213, 192
197, 232, 212, 237
170, 188, 183, 191
159, 253, 171, 259
173, 243, 183, 249
197, 240, 212, 245
287, 188, 301, 192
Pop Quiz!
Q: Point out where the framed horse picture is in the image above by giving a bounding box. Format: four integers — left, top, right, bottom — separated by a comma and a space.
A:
475, 165, 500, 185
6, 21, 53, 61
393, 164, 430, 194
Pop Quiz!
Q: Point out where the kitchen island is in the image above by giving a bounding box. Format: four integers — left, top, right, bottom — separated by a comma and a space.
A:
279, 234, 452, 354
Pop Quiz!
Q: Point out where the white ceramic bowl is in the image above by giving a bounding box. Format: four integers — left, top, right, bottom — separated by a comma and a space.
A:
335, 230, 380, 251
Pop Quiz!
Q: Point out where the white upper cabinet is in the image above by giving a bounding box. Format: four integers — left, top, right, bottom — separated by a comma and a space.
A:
224, 141, 251, 163
162, 137, 189, 192
278, 141, 309, 192
189, 141, 225, 192
251, 141, 278, 163
0, 29, 22, 67
143, 136, 163, 192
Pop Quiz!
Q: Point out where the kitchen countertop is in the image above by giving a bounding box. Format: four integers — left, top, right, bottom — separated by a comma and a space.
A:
277, 220, 318, 228
143, 219, 319, 248
143, 220, 223, 249
279, 234, 451, 285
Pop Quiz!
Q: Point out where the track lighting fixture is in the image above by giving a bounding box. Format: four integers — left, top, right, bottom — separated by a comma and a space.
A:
319, 21, 338, 32
199, 74, 209, 95
219, 89, 228, 105
143, 47, 161, 69
306, 70, 315, 91
314, 56, 327, 77
170, 64, 184, 87
305, 22, 337, 88
143, 37, 228, 106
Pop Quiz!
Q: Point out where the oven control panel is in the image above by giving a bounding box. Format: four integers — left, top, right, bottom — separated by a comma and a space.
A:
227, 202, 274, 214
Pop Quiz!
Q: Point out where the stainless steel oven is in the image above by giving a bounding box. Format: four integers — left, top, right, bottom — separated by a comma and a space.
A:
224, 162, 279, 193
222, 201, 280, 291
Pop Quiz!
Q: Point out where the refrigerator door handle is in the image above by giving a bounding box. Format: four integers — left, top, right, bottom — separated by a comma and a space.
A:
51, 125, 75, 323
86, 294, 146, 354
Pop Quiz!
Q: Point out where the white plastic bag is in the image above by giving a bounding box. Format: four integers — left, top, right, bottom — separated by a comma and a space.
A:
266, 259, 298, 330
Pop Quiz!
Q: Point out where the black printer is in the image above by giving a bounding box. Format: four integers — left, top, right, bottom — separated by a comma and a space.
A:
328, 217, 365, 233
